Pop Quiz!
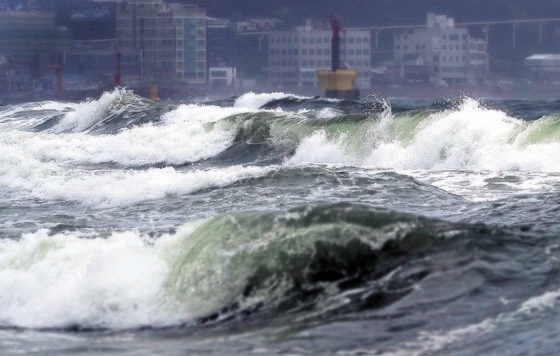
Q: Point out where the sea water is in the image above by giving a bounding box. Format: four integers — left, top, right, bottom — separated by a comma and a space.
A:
0, 89, 559, 355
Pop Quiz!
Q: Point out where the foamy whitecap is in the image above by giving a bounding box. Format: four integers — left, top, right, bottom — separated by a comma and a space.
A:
285, 97, 560, 172
0, 146, 272, 206
54, 90, 127, 133
0, 225, 203, 329
286, 130, 354, 165
0, 103, 262, 167
234, 91, 308, 109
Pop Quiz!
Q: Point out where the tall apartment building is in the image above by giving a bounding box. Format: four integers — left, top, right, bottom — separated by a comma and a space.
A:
394, 13, 488, 85
0, 9, 70, 63
268, 25, 371, 90
207, 18, 236, 87
64, 40, 142, 87
116, 0, 207, 83
0, 8, 70, 92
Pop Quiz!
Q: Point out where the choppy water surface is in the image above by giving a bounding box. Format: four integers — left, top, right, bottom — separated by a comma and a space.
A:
0, 89, 559, 355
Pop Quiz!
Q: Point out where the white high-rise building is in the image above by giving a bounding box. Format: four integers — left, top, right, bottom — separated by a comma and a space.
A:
394, 13, 488, 85
268, 25, 371, 90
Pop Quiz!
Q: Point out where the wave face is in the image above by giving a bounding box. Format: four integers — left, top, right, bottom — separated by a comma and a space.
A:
5, 91, 558, 172
0, 203, 544, 329
0, 90, 559, 355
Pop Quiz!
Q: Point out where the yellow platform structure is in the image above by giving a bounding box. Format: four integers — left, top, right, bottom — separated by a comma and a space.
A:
316, 68, 360, 100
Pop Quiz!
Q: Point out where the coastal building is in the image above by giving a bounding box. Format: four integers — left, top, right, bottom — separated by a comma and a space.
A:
393, 13, 488, 85
236, 18, 282, 33
0, 7, 70, 92
116, 0, 207, 84
268, 24, 371, 90
64, 40, 142, 89
207, 18, 236, 88
0, 8, 70, 64
525, 54, 560, 82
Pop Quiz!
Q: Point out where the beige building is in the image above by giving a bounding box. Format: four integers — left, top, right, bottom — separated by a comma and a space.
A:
116, 0, 207, 83
268, 26, 371, 90
394, 13, 488, 85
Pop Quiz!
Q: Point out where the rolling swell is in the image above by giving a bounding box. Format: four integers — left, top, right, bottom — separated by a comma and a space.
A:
11, 91, 560, 172
258, 95, 369, 113
31, 89, 170, 134
202, 109, 380, 166
165, 202, 545, 327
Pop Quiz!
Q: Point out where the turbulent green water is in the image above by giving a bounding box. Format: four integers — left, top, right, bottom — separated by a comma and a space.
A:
0, 90, 559, 355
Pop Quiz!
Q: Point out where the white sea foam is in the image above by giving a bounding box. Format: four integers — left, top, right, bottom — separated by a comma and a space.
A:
0, 219, 287, 329
0, 96, 276, 206
0, 102, 263, 168
0, 225, 202, 329
283, 98, 560, 200
10, 163, 270, 206
314, 107, 343, 119
0, 138, 271, 206
0, 101, 76, 131
234, 91, 307, 109
54, 90, 126, 133
287, 98, 560, 172
287, 130, 357, 165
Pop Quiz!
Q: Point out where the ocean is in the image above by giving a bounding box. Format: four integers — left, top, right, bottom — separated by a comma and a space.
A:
0, 89, 559, 355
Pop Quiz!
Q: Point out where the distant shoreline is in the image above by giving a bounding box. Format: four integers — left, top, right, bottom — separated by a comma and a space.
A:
1, 81, 559, 105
